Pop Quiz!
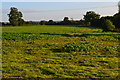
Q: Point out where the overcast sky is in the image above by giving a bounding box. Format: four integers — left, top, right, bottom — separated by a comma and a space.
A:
1, 2, 119, 22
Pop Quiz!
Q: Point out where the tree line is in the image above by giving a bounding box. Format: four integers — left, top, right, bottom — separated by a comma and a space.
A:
2, 7, 120, 32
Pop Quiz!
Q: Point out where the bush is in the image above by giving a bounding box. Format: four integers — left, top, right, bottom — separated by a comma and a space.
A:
102, 19, 115, 31
61, 43, 95, 52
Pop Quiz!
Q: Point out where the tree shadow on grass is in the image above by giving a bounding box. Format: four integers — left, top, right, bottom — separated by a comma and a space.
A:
81, 33, 120, 39
3, 32, 120, 39
74, 25, 103, 29
38, 33, 120, 39
39, 33, 73, 37
50, 49, 62, 53
20, 32, 84, 37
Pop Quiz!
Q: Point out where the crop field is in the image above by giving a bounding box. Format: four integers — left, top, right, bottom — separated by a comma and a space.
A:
2, 25, 120, 79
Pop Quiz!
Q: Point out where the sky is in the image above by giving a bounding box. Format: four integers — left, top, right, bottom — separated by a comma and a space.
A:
1, 0, 120, 2
1, 2, 119, 22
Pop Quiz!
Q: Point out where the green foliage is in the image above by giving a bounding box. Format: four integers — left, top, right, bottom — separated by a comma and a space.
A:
61, 17, 71, 25
46, 20, 56, 25
2, 25, 120, 79
61, 42, 96, 52
102, 19, 115, 31
8, 7, 24, 26
39, 21, 47, 25
113, 12, 120, 28
84, 11, 100, 25
2, 33, 60, 41
63, 17, 69, 21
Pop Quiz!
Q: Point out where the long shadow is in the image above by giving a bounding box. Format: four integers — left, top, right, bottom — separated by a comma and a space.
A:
3, 32, 81, 37
74, 25, 103, 29
38, 33, 72, 37
38, 33, 120, 39
50, 49, 62, 53
3, 32, 120, 38
81, 33, 120, 39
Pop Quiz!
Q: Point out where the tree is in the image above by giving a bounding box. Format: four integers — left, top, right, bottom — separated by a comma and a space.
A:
39, 21, 47, 25
79, 19, 90, 25
101, 16, 113, 21
83, 11, 100, 25
63, 17, 69, 21
8, 7, 24, 26
113, 12, 120, 28
102, 19, 115, 31
62, 17, 71, 25
46, 20, 56, 25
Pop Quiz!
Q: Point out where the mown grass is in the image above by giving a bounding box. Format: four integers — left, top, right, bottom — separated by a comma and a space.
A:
2, 25, 120, 79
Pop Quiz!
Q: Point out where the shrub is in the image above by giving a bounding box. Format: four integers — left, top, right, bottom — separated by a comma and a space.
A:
61, 43, 94, 52
102, 19, 115, 31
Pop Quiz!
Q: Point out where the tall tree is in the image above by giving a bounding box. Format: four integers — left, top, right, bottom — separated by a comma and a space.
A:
62, 17, 71, 25
63, 17, 69, 21
113, 12, 120, 28
46, 20, 55, 25
84, 11, 100, 25
8, 7, 24, 26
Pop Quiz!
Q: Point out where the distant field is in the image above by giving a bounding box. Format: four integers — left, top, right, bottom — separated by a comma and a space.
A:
2, 25, 120, 79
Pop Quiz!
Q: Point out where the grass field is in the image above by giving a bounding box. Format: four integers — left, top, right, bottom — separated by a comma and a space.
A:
2, 25, 120, 79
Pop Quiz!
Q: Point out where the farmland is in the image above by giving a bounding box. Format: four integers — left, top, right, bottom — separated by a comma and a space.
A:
2, 25, 120, 79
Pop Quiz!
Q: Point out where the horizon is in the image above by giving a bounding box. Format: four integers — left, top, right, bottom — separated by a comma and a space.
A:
2, 2, 119, 22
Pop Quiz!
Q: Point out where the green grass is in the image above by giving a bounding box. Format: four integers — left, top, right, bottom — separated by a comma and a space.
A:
2, 25, 120, 79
